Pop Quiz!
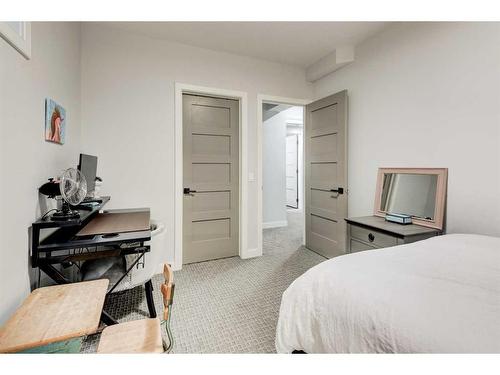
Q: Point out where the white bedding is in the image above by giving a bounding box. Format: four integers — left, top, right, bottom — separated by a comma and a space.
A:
276, 234, 500, 353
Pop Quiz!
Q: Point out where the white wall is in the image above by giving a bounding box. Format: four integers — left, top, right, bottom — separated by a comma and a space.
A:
80, 24, 313, 267
0, 22, 82, 324
314, 22, 500, 236
263, 112, 287, 227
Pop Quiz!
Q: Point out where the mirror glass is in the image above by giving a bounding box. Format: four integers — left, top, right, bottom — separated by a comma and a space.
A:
380, 173, 438, 220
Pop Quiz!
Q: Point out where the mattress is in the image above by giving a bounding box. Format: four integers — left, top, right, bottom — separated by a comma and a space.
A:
275, 234, 500, 353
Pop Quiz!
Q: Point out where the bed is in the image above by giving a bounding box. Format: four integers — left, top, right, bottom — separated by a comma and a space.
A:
275, 234, 500, 353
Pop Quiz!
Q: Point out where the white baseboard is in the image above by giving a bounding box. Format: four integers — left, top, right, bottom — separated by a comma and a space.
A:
262, 220, 288, 229
240, 247, 261, 259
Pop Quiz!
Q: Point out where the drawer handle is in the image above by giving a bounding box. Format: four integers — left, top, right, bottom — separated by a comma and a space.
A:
368, 233, 375, 242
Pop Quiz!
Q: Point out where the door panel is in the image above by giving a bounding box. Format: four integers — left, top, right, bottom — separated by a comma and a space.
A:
310, 189, 338, 219
191, 105, 230, 129
183, 94, 239, 264
192, 163, 230, 184
305, 91, 348, 258
286, 134, 299, 208
192, 191, 231, 212
310, 162, 338, 190
310, 104, 337, 132
192, 219, 231, 242
309, 133, 338, 162
192, 134, 231, 156
310, 214, 338, 239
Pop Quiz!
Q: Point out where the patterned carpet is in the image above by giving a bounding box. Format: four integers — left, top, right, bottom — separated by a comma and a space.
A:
82, 211, 325, 353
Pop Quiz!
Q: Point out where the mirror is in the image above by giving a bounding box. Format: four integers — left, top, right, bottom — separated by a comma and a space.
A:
381, 173, 437, 220
374, 168, 447, 229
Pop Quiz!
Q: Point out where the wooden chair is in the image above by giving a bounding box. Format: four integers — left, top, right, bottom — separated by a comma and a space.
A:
97, 263, 175, 353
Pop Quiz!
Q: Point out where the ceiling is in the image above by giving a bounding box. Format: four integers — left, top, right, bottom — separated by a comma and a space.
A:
262, 103, 292, 121
104, 22, 388, 68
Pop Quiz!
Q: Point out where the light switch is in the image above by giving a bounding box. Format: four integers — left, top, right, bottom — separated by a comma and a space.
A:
248, 172, 255, 182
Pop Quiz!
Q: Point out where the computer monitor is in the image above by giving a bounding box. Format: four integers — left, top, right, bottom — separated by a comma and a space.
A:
78, 153, 98, 197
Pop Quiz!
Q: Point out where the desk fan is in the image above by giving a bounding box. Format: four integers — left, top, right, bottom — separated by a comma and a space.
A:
39, 168, 87, 220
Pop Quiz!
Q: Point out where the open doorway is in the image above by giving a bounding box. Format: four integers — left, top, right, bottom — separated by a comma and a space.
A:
258, 91, 347, 259
261, 101, 304, 246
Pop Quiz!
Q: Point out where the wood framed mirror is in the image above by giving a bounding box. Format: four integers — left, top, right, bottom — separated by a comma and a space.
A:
374, 168, 448, 230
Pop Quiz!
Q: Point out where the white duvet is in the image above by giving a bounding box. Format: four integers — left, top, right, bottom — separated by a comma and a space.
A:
276, 234, 500, 353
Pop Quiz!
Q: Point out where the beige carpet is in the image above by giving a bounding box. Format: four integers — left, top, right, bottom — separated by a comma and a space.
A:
82, 211, 325, 353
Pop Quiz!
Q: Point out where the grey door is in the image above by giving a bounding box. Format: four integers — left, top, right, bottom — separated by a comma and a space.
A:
183, 94, 239, 264
286, 134, 299, 209
305, 90, 348, 258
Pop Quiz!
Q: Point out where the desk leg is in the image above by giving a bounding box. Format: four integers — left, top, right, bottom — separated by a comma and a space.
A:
145, 279, 157, 318
39, 263, 70, 284
101, 310, 118, 326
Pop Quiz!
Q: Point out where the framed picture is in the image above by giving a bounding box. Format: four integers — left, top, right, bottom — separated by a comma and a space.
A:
0, 22, 31, 59
45, 99, 66, 145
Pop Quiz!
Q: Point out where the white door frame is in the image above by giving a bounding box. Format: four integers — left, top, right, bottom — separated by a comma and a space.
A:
286, 119, 304, 212
285, 133, 299, 209
175, 83, 248, 270
257, 94, 311, 255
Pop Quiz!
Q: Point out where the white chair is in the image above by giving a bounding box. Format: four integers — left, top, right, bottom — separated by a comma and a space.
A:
113, 220, 166, 292
81, 220, 166, 318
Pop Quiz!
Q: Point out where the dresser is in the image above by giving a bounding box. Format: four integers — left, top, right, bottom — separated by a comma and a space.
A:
345, 216, 441, 253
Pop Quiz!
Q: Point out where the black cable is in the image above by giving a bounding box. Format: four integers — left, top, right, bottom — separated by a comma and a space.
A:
41, 208, 57, 220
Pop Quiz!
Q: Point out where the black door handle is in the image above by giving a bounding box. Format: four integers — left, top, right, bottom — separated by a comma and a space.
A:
183, 188, 197, 195
330, 187, 344, 194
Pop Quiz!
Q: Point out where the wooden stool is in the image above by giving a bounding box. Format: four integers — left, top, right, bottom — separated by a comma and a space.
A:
97, 263, 175, 353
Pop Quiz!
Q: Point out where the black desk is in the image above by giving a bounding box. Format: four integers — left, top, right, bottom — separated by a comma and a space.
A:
31, 197, 156, 325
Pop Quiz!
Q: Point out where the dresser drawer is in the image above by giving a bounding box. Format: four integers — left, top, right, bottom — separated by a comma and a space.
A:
350, 239, 376, 253
350, 225, 398, 248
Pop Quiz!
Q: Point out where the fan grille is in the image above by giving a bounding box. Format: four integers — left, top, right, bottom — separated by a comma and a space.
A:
60, 168, 87, 206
